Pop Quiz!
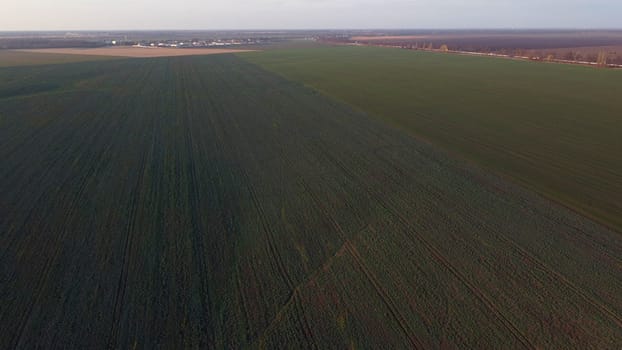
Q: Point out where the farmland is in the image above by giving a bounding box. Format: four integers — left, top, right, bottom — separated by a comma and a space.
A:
328, 30, 622, 65
1, 54, 621, 348
242, 46, 622, 233
344, 30, 622, 51
0, 50, 118, 67
0, 47, 255, 68
18, 47, 257, 58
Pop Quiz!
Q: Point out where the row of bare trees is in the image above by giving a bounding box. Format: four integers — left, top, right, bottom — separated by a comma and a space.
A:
534, 50, 620, 65
328, 36, 622, 66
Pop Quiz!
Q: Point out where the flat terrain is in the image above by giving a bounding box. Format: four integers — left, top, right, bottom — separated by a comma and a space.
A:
0, 50, 118, 67
18, 47, 256, 58
351, 35, 426, 41
522, 45, 622, 63
343, 30, 622, 50
1, 54, 621, 348
337, 31, 622, 64
242, 46, 622, 232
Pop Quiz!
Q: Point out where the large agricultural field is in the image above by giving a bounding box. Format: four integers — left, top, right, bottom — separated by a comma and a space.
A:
332, 30, 622, 65
18, 47, 257, 58
0, 50, 118, 67
243, 46, 622, 233
1, 53, 622, 348
0, 47, 255, 68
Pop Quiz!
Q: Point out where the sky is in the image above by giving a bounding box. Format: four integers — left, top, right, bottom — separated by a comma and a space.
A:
2, 0, 621, 30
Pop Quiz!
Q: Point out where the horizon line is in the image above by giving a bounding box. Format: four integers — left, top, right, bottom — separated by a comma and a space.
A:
2, 27, 622, 33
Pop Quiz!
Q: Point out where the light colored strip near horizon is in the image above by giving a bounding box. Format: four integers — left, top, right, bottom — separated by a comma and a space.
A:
16, 47, 257, 58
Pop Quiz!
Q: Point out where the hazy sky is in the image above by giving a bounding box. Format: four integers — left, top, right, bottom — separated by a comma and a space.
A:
2, 0, 621, 30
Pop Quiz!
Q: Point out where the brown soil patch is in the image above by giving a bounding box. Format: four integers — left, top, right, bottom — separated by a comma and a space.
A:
17, 46, 257, 58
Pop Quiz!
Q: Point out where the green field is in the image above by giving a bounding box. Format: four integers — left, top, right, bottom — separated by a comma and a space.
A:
0, 50, 117, 67
1, 55, 622, 348
242, 46, 622, 233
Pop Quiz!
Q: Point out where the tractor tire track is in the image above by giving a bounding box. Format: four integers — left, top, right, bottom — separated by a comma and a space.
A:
296, 174, 424, 349
316, 145, 537, 349
254, 241, 349, 348
10, 89, 131, 349
246, 183, 295, 291
180, 63, 215, 347
292, 287, 318, 349
345, 240, 425, 350
105, 63, 159, 350
498, 235, 622, 329
106, 143, 149, 350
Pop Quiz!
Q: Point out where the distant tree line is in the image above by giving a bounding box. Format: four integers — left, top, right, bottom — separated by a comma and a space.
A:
520, 49, 622, 65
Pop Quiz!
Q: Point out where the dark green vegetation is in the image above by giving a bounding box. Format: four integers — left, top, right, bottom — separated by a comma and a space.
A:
242, 46, 622, 233
1, 55, 622, 349
0, 50, 116, 67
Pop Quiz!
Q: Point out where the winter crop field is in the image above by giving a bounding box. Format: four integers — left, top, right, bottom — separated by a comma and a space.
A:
1, 52, 621, 348
243, 46, 622, 233
0, 50, 117, 67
